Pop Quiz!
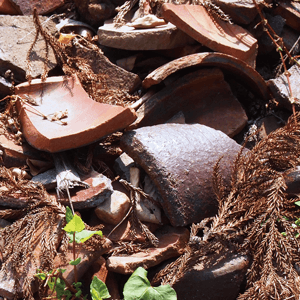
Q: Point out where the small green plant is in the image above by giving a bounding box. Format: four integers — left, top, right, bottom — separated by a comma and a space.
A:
35, 206, 107, 300
123, 267, 177, 300
36, 207, 177, 300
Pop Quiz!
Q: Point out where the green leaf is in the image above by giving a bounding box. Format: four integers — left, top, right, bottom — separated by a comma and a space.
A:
74, 282, 83, 298
69, 257, 81, 265
58, 268, 66, 274
78, 230, 103, 243
35, 272, 46, 280
281, 232, 287, 237
47, 277, 56, 291
63, 214, 85, 233
295, 232, 300, 238
123, 267, 177, 300
90, 276, 111, 300
123, 267, 151, 300
66, 206, 73, 223
295, 219, 300, 226
67, 229, 102, 243
56, 278, 67, 299
145, 285, 177, 300
295, 201, 300, 207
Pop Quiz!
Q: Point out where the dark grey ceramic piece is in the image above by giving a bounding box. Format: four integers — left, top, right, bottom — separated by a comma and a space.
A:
121, 123, 242, 226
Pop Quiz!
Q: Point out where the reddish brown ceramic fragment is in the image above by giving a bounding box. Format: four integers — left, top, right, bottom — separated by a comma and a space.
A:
172, 254, 249, 300
213, 0, 260, 25
8, 0, 64, 15
130, 68, 247, 137
142, 52, 270, 101
267, 63, 300, 111
0, 135, 42, 168
121, 123, 243, 226
15, 75, 137, 153
97, 19, 195, 51
161, 3, 257, 67
106, 226, 189, 274
0, 0, 19, 14
274, 1, 300, 32
50, 170, 113, 209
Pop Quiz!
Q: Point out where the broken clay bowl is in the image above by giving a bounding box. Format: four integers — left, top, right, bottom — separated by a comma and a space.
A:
15, 75, 137, 153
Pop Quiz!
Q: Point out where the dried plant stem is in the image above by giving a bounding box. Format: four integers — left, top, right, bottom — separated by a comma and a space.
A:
72, 232, 78, 283
252, 0, 299, 116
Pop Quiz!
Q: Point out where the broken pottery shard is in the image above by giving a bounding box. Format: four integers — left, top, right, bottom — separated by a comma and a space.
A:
121, 124, 242, 227
97, 19, 196, 50
15, 75, 137, 152
114, 152, 135, 182
31, 168, 57, 190
274, 0, 300, 32
7, 0, 64, 15
102, 218, 159, 243
0, 0, 19, 14
267, 63, 300, 111
142, 52, 270, 101
161, 4, 257, 67
0, 213, 64, 299
172, 254, 249, 300
53, 170, 113, 209
74, 0, 117, 27
94, 190, 131, 225
212, 0, 262, 24
0, 135, 42, 168
106, 226, 189, 274
69, 41, 140, 93
0, 16, 57, 82
130, 68, 248, 137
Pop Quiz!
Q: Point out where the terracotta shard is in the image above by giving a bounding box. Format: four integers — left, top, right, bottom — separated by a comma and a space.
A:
267, 63, 300, 111
97, 19, 195, 50
172, 254, 249, 300
0, 135, 42, 168
121, 123, 243, 226
52, 170, 114, 209
106, 226, 189, 274
161, 3, 258, 67
274, 0, 300, 32
0, 0, 19, 14
212, 0, 260, 25
130, 68, 248, 137
0, 15, 57, 81
7, 0, 64, 15
142, 52, 270, 101
15, 75, 137, 153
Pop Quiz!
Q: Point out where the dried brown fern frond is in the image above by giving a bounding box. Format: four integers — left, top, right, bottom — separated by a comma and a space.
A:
156, 112, 300, 299
0, 205, 66, 299
0, 165, 66, 299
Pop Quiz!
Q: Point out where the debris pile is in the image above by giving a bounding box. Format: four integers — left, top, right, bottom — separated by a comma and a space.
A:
0, 0, 300, 299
